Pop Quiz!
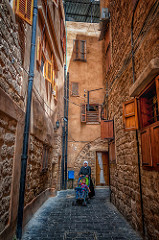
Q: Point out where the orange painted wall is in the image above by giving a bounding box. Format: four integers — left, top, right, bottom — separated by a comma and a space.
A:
66, 22, 108, 186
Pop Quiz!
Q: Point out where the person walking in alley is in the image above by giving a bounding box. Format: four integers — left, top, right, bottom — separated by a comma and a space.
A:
79, 161, 95, 197
79, 161, 91, 178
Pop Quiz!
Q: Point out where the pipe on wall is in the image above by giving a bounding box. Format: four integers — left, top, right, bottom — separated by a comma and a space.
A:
16, 0, 38, 239
61, 65, 67, 189
64, 72, 69, 189
131, 0, 145, 236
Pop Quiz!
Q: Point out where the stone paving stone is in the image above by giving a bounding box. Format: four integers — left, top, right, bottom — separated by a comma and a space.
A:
22, 188, 142, 240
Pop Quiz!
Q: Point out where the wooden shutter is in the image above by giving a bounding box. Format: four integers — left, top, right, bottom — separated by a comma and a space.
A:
80, 40, 86, 60
73, 40, 79, 60
109, 140, 116, 162
16, 0, 33, 25
81, 104, 86, 122
150, 122, 159, 167
141, 128, 152, 166
101, 120, 114, 139
123, 98, 138, 131
45, 60, 52, 83
36, 37, 42, 66
71, 82, 79, 96
155, 75, 159, 113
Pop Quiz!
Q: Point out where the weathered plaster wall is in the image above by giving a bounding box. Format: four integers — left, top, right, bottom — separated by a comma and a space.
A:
102, 0, 159, 239
67, 21, 108, 186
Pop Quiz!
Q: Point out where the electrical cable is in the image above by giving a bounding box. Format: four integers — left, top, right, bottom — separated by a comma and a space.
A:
107, 2, 158, 94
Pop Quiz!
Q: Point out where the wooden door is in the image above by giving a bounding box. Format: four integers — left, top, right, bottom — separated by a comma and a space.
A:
96, 152, 109, 186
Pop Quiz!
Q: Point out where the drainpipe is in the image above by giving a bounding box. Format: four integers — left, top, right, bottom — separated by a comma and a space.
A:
64, 72, 69, 189
131, 0, 145, 236
16, 0, 38, 239
61, 65, 67, 189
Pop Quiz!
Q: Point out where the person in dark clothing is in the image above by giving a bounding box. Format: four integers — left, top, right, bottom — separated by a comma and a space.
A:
79, 161, 95, 198
79, 161, 91, 178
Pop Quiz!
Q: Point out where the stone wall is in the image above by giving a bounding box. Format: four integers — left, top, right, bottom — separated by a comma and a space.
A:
24, 135, 51, 206
0, 111, 16, 233
0, 1, 64, 239
102, 0, 159, 239
0, 0, 25, 108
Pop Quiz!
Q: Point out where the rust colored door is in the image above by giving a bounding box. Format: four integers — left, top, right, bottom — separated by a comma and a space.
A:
96, 152, 109, 186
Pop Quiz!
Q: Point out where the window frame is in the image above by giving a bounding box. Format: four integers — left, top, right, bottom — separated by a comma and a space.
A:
81, 104, 101, 124
15, 0, 33, 25
138, 76, 159, 170
71, 82, 79, 97
138, 80, 159, 129
73, 40, 87, 62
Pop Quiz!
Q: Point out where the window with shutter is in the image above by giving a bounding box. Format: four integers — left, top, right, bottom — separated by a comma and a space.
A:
101, 120, 114, 139
71, 82, 79, 96
45, 60, 52, 83
86, 104, 99, 123
123, 98, 138, 131
141, 128, 152, 166
139, 76, 159, 170
150, 122, 159, 167
81, 104, 86, 122
15, 0, 33, 25
139, 81, 159, 128
73, 40, 86, 61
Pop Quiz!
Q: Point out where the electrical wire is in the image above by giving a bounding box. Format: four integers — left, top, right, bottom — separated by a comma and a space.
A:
107, 2, 158, 94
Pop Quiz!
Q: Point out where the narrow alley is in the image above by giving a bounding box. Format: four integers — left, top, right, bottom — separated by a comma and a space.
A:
0, 0, 159, 240
22, 188, 141, 240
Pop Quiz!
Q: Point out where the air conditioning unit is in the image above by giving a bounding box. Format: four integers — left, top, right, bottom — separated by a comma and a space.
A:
101, 8, 109, 20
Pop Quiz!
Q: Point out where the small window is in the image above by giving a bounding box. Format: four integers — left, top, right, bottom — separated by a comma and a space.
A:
81, 104, 100, 123
139, 81, 159, 129
73, 40, 86, 61
71, 82, 79, 96
41, 145, 49, 171
139, 76, 159, 169
15, 0, 33, 25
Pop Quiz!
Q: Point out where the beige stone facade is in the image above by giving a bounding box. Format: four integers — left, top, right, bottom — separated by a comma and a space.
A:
100, 0, 159, 239
0, 0, 65, 239
67, 21, 108, 187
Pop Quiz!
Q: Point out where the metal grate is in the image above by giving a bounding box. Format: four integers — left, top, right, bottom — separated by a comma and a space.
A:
64, 0, 100, 23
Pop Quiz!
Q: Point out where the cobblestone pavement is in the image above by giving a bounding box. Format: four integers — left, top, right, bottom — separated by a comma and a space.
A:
22, 188, 142, 240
